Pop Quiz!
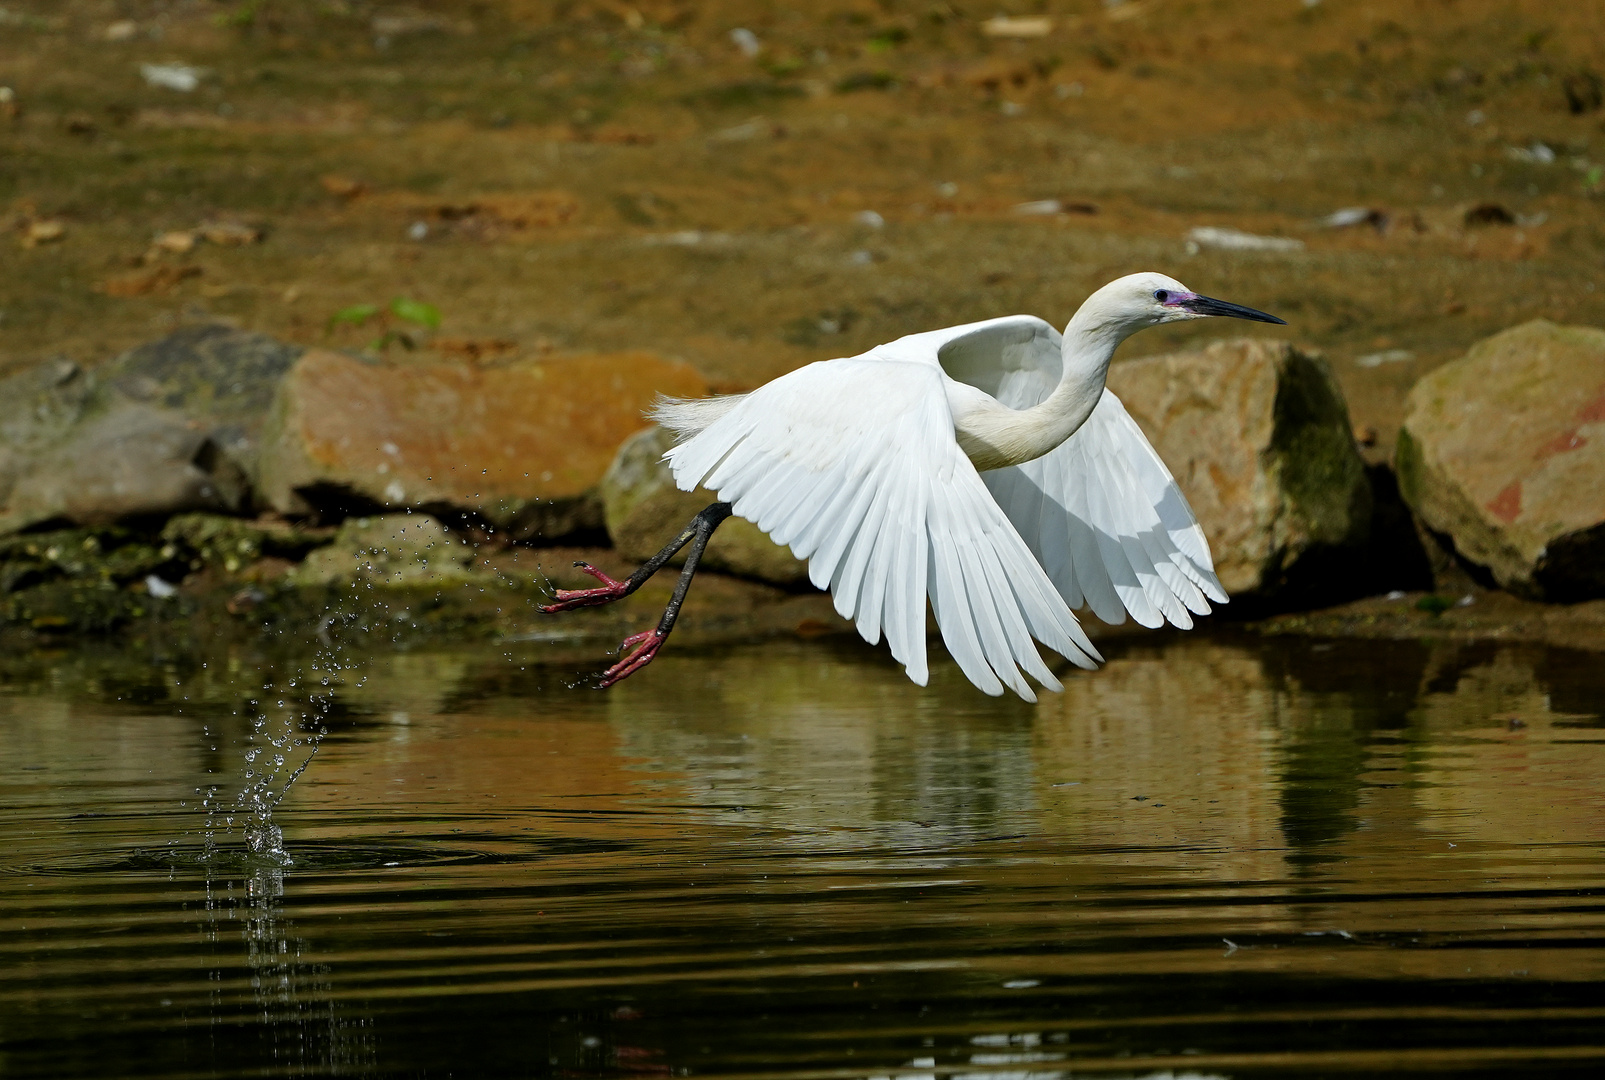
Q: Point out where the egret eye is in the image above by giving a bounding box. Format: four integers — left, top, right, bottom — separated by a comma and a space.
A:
1153, 289, 1170, 303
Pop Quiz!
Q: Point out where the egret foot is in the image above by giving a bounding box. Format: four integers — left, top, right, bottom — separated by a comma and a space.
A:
538, 563, 631, 612
539, 501, 733, 687
599, 628, 665, 687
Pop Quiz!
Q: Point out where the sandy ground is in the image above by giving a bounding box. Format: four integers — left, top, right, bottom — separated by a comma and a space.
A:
3, 0, 1604, 472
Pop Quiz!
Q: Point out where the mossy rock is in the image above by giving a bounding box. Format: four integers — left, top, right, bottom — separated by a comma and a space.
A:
161, 512, 332, 575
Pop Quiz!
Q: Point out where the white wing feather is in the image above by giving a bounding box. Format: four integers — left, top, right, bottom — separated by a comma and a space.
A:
982, 393, 1225, 628
931, 316, 1226, 628
663, 356, 1101, 700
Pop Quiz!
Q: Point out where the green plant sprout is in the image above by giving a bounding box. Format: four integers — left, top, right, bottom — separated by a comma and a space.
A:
325, 298, 443, 352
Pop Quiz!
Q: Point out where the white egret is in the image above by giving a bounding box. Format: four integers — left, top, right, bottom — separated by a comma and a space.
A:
541, 272, 1285, 699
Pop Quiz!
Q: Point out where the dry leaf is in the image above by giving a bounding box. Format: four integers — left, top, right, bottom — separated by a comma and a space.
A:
100, 264, 202, 297
199, 219, 263, 245
21, 220, 66, 248
151, 229, 199, 254
319, 174, 368, 199
981, 16, 1053, 38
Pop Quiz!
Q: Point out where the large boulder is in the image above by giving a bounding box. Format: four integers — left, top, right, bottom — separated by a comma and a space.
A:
257, 349, 707, 540
1106, 339, 1372, 600
600, 425, 809, 585
0, 324, 296, 535
1396, 320, 1605, 600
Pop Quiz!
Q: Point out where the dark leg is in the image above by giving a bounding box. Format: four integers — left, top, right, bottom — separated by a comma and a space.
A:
539, 502, 734, 613
539, 502, 733, 687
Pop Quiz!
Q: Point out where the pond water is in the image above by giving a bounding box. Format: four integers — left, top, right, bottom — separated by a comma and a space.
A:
2, 630, 1603, 1078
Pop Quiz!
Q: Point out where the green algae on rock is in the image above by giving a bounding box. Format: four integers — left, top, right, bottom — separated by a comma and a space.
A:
161, 512, 333, 574
289, 514, 478, 587
0, 526, 187, 631
1396, 320, 1605, 601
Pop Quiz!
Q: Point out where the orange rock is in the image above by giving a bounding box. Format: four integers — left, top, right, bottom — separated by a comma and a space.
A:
257, 349, 708, 538
1397, 320, 1605, 599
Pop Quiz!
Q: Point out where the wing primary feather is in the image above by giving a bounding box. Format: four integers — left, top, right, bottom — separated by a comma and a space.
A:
928, 529, 1003, 696
1083, 463, 1161, 628
969, 521, 1060, 693
949, 520, 1032, 700
1067, 450, 1129, 624
892, 468, 930, 685
833, 475, 893, 631
1104, 451, 1182, 627
1141, 527, 1207, 621
988, 512, 1102, 669
795, 454, 879, 564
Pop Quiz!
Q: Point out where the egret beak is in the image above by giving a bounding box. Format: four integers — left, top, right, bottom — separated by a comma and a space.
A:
1180, 294, 1286, 325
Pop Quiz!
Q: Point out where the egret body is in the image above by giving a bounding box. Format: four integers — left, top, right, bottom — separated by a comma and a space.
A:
542, 272, 1284, 699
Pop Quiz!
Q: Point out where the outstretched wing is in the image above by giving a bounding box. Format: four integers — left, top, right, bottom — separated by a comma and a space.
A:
983, 390, 1227, 628
663, 356, 1101, 701
928, 315, 1226, 628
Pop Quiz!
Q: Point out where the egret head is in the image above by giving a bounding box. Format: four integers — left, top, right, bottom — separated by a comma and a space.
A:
1084, 272, 1286, 333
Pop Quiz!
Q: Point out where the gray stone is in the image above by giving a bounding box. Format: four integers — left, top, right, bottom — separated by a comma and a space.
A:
98, 323, 303, 489
0, 358, 96, 514
288, 513, 474, 586
0, 325, 301, 535
1396, 320, 1605, 600
0, 401, 238, 533
601, 425, 810, 586
1106, 338, 1373, 600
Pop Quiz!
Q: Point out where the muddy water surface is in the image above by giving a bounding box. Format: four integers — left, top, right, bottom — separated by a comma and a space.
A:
2, 633, 1603, 1077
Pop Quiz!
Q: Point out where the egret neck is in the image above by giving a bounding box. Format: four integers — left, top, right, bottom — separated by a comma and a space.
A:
952, 296, 1136, 473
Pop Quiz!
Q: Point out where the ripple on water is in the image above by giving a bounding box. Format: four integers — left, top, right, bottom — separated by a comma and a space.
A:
1, 635, 1604, 1077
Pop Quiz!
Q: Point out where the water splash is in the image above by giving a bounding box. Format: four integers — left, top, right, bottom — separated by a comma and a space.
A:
195, 631, 355, 866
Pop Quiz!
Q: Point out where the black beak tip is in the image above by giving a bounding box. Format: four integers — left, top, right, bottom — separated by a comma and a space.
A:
1184, 295, 1287, 325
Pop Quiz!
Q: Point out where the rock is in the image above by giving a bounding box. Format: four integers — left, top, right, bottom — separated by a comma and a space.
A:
1395, 320, 1605, 600
600, 425, 810, 586
161, 512, 331, 575
1106, 339, 1372, 601
0, 525, 183, 632
0, 326, 303, 535
257, 349, 707, 540
97, 323, 304, 488
1, 401, 237, 532
288, 514, 473, 586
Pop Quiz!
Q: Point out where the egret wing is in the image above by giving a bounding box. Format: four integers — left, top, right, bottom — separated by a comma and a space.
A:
663, 356, 1100, 700
924, 316, 1225, 627
982, 389, 1226, 628
921, 314, 1062, 406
